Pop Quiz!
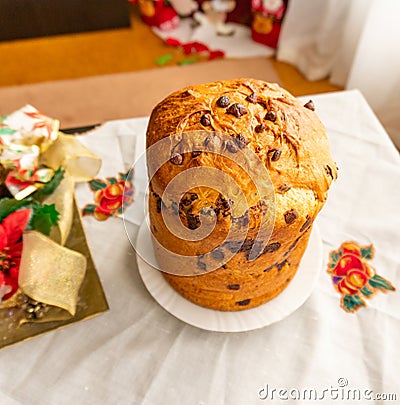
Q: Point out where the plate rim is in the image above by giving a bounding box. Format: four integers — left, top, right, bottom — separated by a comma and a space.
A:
136, 221, 322, 332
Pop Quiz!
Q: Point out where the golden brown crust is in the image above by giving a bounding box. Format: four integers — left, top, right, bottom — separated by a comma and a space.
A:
146, 78, 337, 311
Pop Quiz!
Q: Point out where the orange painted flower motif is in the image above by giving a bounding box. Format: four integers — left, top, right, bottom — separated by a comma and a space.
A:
327, 241, 395, 313
82, 171, 134, 221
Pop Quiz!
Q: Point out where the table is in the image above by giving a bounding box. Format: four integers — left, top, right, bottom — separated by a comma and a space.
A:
0, 90, 399, 405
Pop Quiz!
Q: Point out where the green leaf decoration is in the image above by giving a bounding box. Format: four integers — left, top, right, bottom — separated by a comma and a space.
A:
29, 204, 60, 236
330, 252, 339, 265
82, 204, 97, 216
343, 294, 365, 312
360, 246, 373, 260
0, 198, 31, 222
178, 56, 198, 66
155, 53, 173, 66
360, 286, 374, 297
107, 177, 118, 185
0, 127, 16, 135
119, 171, 133, 182
33, 167, 65, 200
368, 274, 395, 291
88, 179, 107, 191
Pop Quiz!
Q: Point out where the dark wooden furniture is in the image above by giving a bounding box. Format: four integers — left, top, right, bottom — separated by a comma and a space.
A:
0, 0, 130, 41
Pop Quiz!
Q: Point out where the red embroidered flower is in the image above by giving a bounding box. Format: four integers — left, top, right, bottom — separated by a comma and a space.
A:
331, 242, 374, 295
327, 241, 395, 313
0, 209, 31, 301
82, 171, 134, 221
94, 182, 126, 221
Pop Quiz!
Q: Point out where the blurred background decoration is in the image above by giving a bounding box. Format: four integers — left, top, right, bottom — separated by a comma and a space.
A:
0, 0, 398, 147
277, 0, 400, 148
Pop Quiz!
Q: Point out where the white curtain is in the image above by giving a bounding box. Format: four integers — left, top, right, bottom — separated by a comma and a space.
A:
277, 0, 400, 148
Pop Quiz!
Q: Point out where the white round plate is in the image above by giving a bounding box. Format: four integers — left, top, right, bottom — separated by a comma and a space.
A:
136, 220, 323, 332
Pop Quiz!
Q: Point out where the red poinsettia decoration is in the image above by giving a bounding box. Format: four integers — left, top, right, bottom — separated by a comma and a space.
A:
0, 209, 31, 301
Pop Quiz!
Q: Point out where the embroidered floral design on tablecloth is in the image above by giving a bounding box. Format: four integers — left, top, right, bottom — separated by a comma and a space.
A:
82, 171, 134, 221
327, 241, 395, 313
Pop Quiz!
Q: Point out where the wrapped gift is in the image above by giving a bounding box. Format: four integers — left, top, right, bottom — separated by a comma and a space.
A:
0, 106, 108, 349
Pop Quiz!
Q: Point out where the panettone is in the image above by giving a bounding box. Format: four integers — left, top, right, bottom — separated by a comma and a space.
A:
145, 78, 337, 311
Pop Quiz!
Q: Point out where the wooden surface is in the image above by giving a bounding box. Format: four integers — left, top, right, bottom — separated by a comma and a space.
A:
0, 5, 341, 96
0, 57, 281, 127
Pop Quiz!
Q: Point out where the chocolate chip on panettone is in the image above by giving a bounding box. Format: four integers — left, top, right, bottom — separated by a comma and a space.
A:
170, 153, 183, 165
300, 215, 312, 232
197, 260, 207, 271
276, 259, 288, 271
236, 298, 251, 306
264, 265, 274, 273
211, 249, 225, 260
235, 133, 248, 149
192, 151, 201, 158
226, 140, 238, 153
325, 165, 334, 179
187, 213, 200, 230
263, 242, 281, 254
204, 135, 213, 147
153, 192, 165, 213
284, 209, 298, 224
181, 90, 192, 98
278, 184, 291, 193
240, 239, 254, 253
226, 103, 248, 118
246, 93, 258, 103
217, 95, 230, 107
304, 100, 315, 111
227, 284, 240, 290
265, 110, 276, 122
204, 134, 221, 150
269, 149, 282, 161
200, 114, 211, 126
286, 235, 302, 255
223, 240, 242, 253
181, 197, 191, 207
255, 124, 265, 133
171, 201, 179, 215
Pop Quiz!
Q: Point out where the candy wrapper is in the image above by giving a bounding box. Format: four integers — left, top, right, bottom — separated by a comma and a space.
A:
0, 106, 108, 350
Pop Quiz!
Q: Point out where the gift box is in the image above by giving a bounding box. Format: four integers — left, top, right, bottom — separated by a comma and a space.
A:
0, 106, 109, 350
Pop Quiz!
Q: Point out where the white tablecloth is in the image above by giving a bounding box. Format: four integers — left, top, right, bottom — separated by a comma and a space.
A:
1, 90, 399, 405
